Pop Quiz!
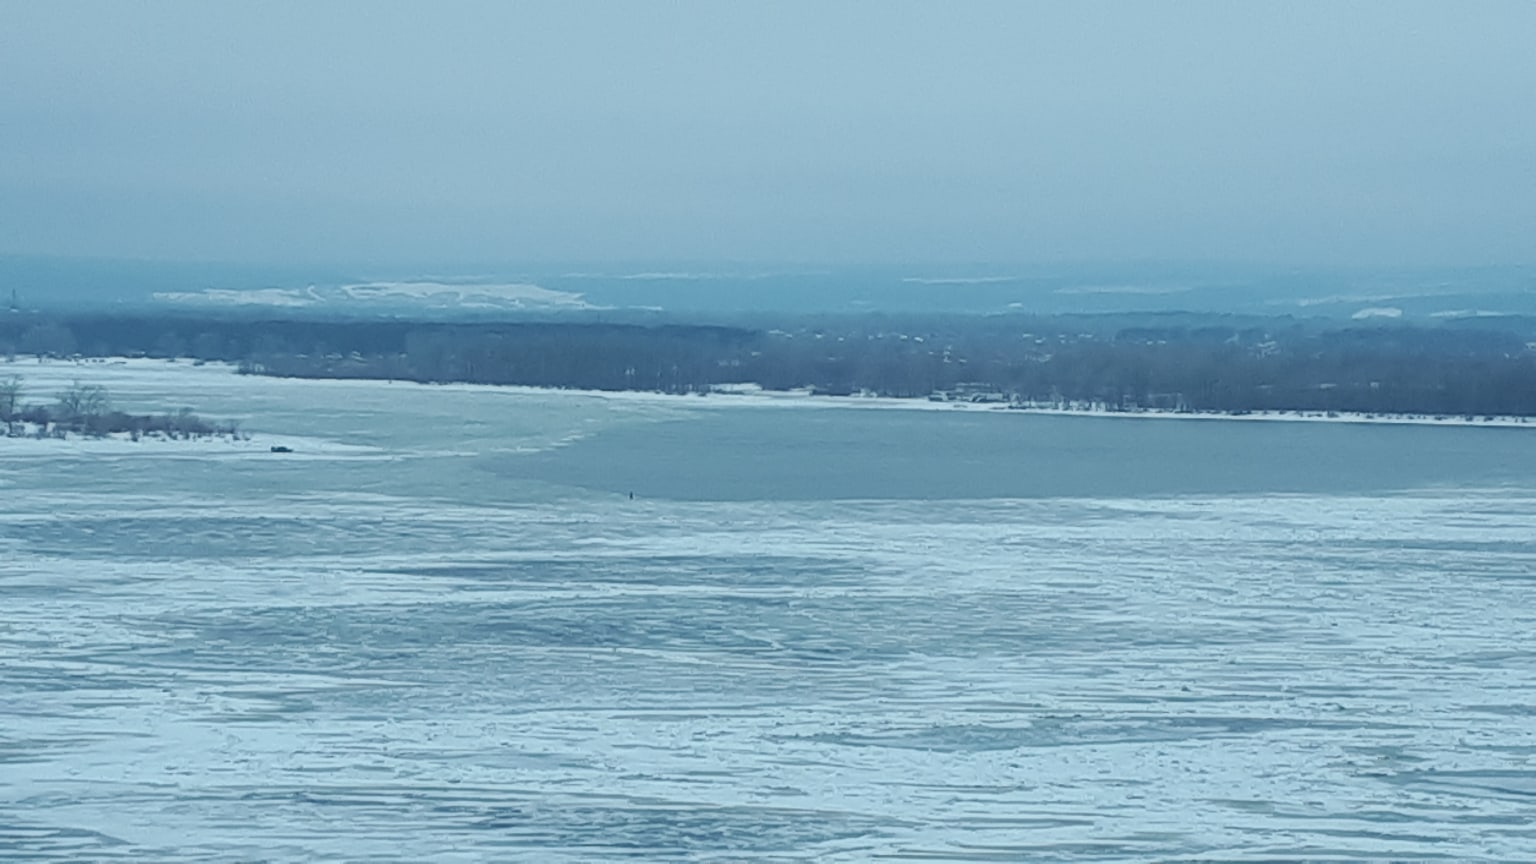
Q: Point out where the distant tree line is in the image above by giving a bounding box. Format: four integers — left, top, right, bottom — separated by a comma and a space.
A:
5, 309, 1536, 417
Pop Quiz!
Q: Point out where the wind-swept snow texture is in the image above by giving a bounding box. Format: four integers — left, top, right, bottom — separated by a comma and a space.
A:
3, 360, 1536, 862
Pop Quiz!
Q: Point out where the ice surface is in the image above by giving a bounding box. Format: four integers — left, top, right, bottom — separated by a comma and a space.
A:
3, 360, 1535, 861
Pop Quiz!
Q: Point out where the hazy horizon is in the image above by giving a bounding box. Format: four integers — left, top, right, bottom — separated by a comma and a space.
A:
3, 2, 1534, 269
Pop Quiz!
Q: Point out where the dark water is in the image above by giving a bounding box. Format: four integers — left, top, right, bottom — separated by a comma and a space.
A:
512, 405, 1536, 500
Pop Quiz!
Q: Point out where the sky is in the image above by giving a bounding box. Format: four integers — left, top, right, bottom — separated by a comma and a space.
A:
1, 1, 1533, 269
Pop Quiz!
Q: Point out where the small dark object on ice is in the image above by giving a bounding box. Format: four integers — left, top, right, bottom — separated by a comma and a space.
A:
270, 445, 294, 453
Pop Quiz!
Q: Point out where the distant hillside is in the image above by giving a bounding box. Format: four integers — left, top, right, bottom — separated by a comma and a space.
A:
7, 255, 1534, 319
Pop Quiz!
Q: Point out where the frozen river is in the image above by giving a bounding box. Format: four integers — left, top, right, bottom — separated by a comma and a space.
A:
3, 360, 1536, 861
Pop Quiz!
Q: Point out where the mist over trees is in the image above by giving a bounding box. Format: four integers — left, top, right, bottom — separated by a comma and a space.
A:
5, 309, 1536, 418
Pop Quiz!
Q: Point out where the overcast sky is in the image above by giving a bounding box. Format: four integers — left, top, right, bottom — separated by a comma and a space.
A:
2, 1, 1532, 268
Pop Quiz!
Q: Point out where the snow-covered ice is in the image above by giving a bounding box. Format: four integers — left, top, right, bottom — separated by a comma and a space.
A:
3, 360, 1536, 861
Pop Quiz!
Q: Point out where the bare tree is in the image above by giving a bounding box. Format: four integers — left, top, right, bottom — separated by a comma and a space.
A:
56, 380, 109, 421
0, 376, 20, 422
0, 376, 20, 435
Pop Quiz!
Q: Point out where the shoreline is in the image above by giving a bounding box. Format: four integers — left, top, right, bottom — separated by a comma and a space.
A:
486, 380, 1536, 430
282, 371, 1536, 430
8, 356, 1536, 431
